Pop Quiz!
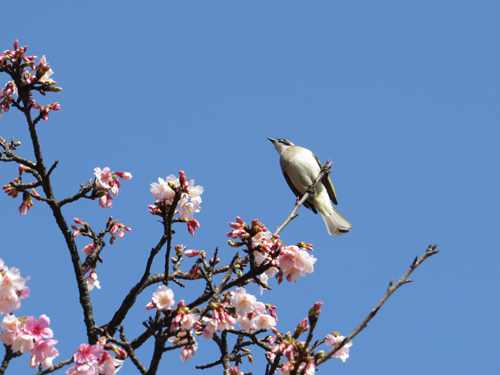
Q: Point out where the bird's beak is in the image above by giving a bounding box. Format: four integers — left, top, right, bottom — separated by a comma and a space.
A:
267, 137, 277, 143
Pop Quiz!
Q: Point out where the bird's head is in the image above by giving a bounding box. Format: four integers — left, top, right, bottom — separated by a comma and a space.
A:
267, 137, 294, 154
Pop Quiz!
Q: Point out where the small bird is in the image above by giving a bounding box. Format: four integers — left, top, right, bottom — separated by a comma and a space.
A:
268, 137, 352, 236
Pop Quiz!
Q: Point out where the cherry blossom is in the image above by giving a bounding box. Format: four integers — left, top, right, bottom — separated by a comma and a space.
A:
93, 167, 132, 208
149, 172, 203, 235
146, 285, 175, 311
325, 332, 352, 362
150, 175, 178, 201
231, 287, 257, 316
29, 339, 59, 369
86, 270, 101, 291
180, 342, 198, 362
277, 245, 317, 282
0, 261, 27, 314
97, 351, 124, 375
25, 315, 53, 340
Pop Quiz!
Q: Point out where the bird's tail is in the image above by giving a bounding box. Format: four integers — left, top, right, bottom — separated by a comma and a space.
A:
320, 206, 352, 236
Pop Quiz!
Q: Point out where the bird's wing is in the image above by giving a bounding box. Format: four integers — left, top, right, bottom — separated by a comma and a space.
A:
282, 170, 318, 214
313, 154, 338, 205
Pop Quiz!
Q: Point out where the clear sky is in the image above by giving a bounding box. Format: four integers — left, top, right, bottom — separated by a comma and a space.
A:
1, 1, 499, 374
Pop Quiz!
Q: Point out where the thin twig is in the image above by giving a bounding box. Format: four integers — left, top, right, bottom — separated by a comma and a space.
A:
316, 243, 440, 366
274, 161, 333, 236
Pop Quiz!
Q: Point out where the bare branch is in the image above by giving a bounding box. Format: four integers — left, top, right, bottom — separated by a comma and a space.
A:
316, 243, 439, 366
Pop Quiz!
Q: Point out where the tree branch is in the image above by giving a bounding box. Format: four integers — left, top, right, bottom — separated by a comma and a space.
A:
274, 161, 333, 236
316, 243, 439, 366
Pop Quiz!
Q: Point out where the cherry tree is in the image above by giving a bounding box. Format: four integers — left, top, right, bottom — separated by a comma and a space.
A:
0, 41, 438, 375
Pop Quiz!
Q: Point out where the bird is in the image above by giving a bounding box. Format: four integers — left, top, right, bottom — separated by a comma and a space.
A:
267, 137, 352, 236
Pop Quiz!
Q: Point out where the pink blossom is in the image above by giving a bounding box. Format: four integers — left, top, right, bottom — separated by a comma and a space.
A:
229, 366, 244, 375
18, 201, 29, 215
215, 312, 236, 331
19, 285, 30, 299
231, 287, 257, 316
259, 267, 277, 295
37, 56, 54, 84
255, 313, 277, 330
0, 314, 21, 345
0, 266, 26, 298
97, 351, 124, 375
304, 361, 316, 375
30, 339, 59, 369
181, 314, 198, 330
73, 343, 104, 365
0, 297, 21, 316
238, 315, 254, 331
277, 358, 293, 375
187, 219, 200, 236
180, 341, 198, 362
277, 245, 317, 282
0, 265, 26, 314
179, 199, 199, 221
86, 270, 100, 291
94, 167, 113, 190
148, 285, 175, 311
98, 193, 113, 209
186, 179, 203, 203
65, 363, 92, 375
25, 315, 53, 340
82, 243, 95, 256
202, 318, 218, 339
227, 227, 247, 239
150, 175, 177, 200
188, 265, 200, 280
325, 333, 352, 362
109, 180, 120, 196
12, 329, 35, 353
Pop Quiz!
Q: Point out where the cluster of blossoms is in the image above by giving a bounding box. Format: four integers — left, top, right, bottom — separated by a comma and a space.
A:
0, 258, 29, 315
267, 303, 352, 375
93, 167, 132, 209
202, 287, 278, 340
149, 171, 203, 236
72, 217, 131, 291
146, 287, 200, 362
0, 40, 62, 122
0, 260, 126, 373
227, 217, 317, 290
66, 340, 125, 375
272, 333, 351, 375
0, 81, 16, 120
1, 314, 59, 369
0, 259, 59, 369
2, 164, 41, 215
145, 284, 277, 363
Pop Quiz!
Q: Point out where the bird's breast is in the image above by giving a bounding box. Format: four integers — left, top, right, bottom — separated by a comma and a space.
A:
280, 147, 322, 195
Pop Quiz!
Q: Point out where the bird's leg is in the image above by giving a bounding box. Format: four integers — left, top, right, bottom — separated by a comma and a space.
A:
306, 184, 316, 195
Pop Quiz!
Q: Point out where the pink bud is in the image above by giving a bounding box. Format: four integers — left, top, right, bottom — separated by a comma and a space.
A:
115, 171, 132, 180
184, 250, 200, 258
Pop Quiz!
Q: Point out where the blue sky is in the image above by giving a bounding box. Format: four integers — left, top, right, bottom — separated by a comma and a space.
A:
1, 1, 499, 374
